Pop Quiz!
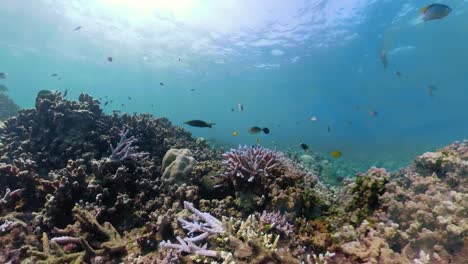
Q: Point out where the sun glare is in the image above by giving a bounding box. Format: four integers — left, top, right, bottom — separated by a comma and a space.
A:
101, 0, 197, 19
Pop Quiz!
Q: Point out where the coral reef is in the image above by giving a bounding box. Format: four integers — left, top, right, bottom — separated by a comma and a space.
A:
0, 91, 20, 121
0, 92, 466, 264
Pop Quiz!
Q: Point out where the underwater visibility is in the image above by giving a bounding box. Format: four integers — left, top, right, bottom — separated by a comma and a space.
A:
0, 1, 467, 263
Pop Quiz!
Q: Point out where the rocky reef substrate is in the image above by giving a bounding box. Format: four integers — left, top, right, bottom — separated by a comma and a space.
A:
0, 92, 466, 264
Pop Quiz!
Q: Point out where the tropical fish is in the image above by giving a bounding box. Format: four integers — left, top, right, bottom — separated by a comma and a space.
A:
63, 89, 68, 97
428, 85, 438, 97
0, 72, 6, 79
238, 103, 243, 112
128, 96, 132, 100
300, 143, 309, 151
160, 82, 164, 86
184, 120, 215, 128
248, 126, 269, 135
331, 150, 342, 158
421, 4, 451, 22
232, 131, 238, 137
0, 84, 8, 92
74, 26, 82, 31
310, 116, 318, 122
380, 49, 388, 69
104, 101, 109, 106
256, 138, 260, 143
107, 57, 113, 62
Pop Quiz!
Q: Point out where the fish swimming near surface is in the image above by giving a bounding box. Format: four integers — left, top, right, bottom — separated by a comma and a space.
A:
238, 103, 243, 112
300, 143, 309, 151
248, 126, 269, 134
0, 72, 6, 79
184, 120, 215, 128
331, 150, 342, 158
380, 49, 388, 69
107, 57, 113, 62
421, 4, 451, 22
74, 26, 82, 31
0, 84, 8, 92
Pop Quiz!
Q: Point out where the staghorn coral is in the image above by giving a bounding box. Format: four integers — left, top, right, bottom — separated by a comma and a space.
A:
109, 126, 148, 162
222, 145, 286, 183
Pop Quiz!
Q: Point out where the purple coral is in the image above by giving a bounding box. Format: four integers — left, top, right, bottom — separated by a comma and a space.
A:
259, 211, 294, 237
109, 127, 148, 161
159, 201, 224, 258
222, 145, 285, 182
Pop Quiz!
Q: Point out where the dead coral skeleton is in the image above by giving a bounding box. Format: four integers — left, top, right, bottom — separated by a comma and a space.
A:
159, 201, 225, 258
109, 126, 148, 162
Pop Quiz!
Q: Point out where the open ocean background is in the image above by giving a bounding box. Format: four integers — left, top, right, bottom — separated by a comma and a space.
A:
1, 0, 467, 171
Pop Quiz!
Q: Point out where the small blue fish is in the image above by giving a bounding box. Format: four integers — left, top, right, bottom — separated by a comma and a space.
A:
421, 4, 451, 22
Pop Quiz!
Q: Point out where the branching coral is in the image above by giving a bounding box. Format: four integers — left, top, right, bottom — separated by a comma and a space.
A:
109, 126, 148, 162
222, 145, 285, 182
160, 201, 224, 257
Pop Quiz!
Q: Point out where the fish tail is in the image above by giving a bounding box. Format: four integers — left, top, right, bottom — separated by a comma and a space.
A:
209, 123, 216, 128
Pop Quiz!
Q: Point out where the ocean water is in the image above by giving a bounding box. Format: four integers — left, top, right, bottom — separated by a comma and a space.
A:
1, 0, 467, 171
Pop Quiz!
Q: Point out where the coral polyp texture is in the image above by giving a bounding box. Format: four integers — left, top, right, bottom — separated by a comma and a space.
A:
222, 145, 286, 182
0, 93, 466, 263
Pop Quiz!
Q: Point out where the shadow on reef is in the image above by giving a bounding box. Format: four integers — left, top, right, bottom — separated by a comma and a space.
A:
0, 91, 466, 264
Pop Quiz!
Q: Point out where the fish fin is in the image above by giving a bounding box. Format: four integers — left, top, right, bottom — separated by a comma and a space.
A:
209, 123, 216, 128
421, 5, 430, 14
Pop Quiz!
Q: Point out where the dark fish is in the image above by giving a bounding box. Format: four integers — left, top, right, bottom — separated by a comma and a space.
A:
0, 72, 6, 79
395, 71, 402, 77
0, 84, 8, 92
178, 58, 181, 62
151, 104, 155, 108
238, 103, 243, 112
300, 143, 309, 151
369, 110, 378, 117
107, 57, 113, 62
230, 108, 235, 112
428, 85, 437, 97
99, 97, 102, 100
63, 89, 68, 97
160, 82, 164, 86
104, 101, 109, 106
105, 96, 108, 98
184, 120, 215, 128
51, 73, 58, 77
248, 126, 269, 135
110, 100, 114, 103
121, 104, 125, 107
327, 125, 331, 133
190, 89, 195, 92
380, 49, 388, 69
74, 26, 82, 31
421, 4, 451, 22
128, 96, 132, 100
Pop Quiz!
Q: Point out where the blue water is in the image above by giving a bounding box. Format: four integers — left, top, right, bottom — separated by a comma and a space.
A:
1, 0, 467, 169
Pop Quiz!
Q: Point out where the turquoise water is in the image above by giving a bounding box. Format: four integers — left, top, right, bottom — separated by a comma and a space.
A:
1, 0, 467, 169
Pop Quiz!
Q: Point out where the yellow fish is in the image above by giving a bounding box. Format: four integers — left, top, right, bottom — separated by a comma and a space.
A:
256, 138, 260, 143
331, 150, 342, 158
232, 131, 238, 137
